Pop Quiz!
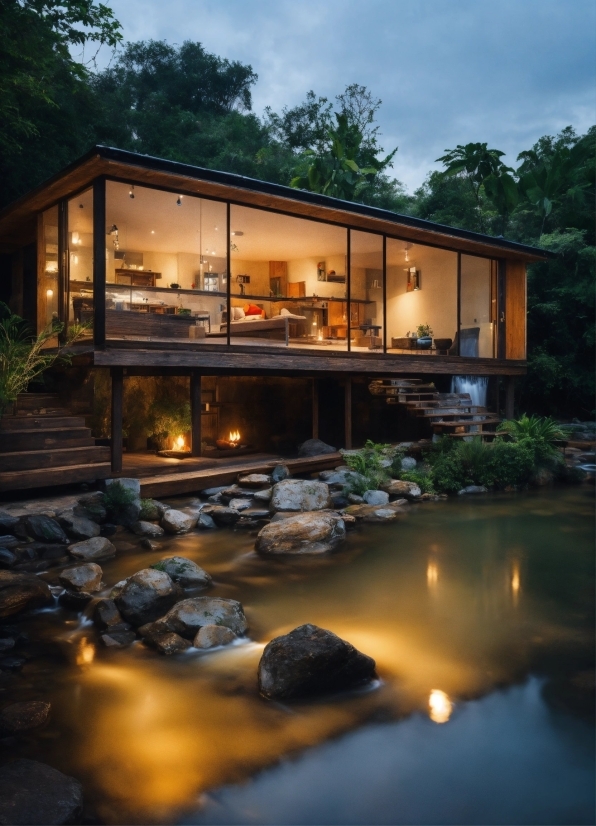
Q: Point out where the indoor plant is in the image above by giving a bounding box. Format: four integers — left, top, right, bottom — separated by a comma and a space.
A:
416, 323, 433, 349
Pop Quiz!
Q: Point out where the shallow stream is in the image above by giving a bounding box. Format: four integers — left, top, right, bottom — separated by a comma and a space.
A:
2, 487, 595, 824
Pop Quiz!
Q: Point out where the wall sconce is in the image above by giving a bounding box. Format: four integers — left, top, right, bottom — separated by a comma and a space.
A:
406, 267, 421, 291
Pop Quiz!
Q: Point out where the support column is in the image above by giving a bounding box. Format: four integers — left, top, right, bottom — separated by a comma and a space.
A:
191, 370, 202, 457
110, 367, 123, 473
505, 376, 515, 420
344, 378, 352, 449
312, 378, 319, 440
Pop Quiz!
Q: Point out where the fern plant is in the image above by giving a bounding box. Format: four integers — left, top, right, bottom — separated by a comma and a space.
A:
497, 414, 565, 463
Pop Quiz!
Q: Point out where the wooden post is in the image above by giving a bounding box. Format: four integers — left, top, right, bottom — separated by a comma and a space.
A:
312, 378, 319, 440
191, 371, 202, 457
344, 378, 352, 449
111, 367, 123, 473
93, 177, 106, 348
505, 376, 515, 420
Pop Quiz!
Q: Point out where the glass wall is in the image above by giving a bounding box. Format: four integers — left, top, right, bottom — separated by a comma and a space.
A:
350, 231, 383, 350
104, 182, 226, 342
229, 205, 348, 348
40, 205, 59, 331
68, 188, 93, 337
460, 254, 496, 358
386, 238, 458, 354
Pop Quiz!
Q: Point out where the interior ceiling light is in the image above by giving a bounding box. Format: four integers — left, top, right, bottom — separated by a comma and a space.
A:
129, 185, 135, 199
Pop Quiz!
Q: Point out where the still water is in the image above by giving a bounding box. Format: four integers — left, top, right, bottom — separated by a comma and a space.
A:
4, 487, 595, 824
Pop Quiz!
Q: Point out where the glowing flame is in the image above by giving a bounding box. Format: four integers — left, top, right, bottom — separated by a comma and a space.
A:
229, 430, 241, 444
429, 689, 452, 723
174, 435, 186, 450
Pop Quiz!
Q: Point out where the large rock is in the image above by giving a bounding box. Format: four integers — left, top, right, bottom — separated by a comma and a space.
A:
0, 759, 83, 825
93, 599, 130, 631
298, 439, 336, 457
255, 512, 345, 555
384, 479, 422, 499
458, 485, 489, 495
196, 511, 216, 530
162, 596, 248, 638
137, 621, 191, 655
0, 512, 19, 534
151, 557, 212, 588
0, 549, 17, 569
17, 515, 68, 544
194, 624, 237, 649
56, 511, 100, 540
258, 624, 377, 700
0, 535, 19, 549
343, 503, 405, 522
0, 700, 50, 734
160, 509, 197, 534
253, 487, 272, 502
228, 498, 252, 512
58, 563, 102, 593
131, 520, 165, 538
319, 469, 364, 488
220, 486, 254, 501
400, 456, 417, 471
206, 506, 240, 526
73, 499, 107, 524
270, 479, 331, 512
68, 536, 116, 561
271, 464, 290, 482
114, 569, 182, 626
0, 571, 52, 618
363, 490, 390, 505
139, 499, 168, 521
59, 590, 93, 610
237, 473, 271, 488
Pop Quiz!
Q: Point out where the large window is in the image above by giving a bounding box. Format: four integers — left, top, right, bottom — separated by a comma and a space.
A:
229, 205, 348, 349
40, 205, 59, 331
460, 254, 497, 358
104, 182, 226, 343
350, 231, 383, 350
386, 239, 458, 355
68, 188, 93, 337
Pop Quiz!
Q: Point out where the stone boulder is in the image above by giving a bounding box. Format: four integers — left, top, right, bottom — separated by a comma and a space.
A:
255, 512, 345, 555
400, 456, 417, 471
73, 499, 107, 525
101, 630, 136, 648
298, 439, 337, 457
131, 520, 165, 538
253, 488, 272, 502
258, 624, 376, 700
0, 535, 18, 549
363, 490, 389, 506
137, 621, 191, 655
0, 571, 52, 618
17, 515, 68, 544
0, 700, 50, 735
194, 624, 237, 649
458, 485, 489, 495
56, 511, 100, 541
58, 590, 93, 610
384, 479, 422, 499
58, 563, 102, 593
271, 464, 290, 482
160, 509, 197, 534
68, 536, 116, 561
161, 596, 248, 638
206, 506, 240, 526
0, 512, 19, 534
220, 486, 254, 501
93, 599, 130, 632
139, 499, 168, 521
151, 557, 212, 588
196, 511, 216, 530
228, 498, 252, 512
0, 759, 83, 825
270, 479, 331, 513
0, 549, 17, 569
342, 503, 405, 522
237, 473, 271, 488
114, 569, 182, 626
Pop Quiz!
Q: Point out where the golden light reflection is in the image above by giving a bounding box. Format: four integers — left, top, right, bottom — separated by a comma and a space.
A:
429, 689, 453, 723
229, 429, 241, 443
76, 638, 95, 666
174, 435, 186, 450
427, 560, 438, 588
511, 560, 521, 606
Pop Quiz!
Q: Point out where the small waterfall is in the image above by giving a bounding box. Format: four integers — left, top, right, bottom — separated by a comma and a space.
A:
451, 376, 489, 408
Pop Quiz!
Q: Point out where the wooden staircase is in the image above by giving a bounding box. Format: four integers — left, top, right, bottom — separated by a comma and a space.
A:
369, 378, 501, 440
0, 393, 111, 492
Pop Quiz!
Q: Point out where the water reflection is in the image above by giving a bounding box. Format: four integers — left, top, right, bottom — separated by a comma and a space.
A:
8, 487, 595, 824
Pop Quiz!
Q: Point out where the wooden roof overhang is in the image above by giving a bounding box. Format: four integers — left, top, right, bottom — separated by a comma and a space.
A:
0, 146, 552, 263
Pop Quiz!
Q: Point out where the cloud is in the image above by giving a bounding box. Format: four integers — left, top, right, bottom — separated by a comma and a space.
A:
103, 0, 596, 190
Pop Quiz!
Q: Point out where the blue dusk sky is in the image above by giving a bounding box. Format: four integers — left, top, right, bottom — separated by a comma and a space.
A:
99, 0, 596, 191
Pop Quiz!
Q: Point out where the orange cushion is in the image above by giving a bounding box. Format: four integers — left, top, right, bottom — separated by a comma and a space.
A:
244, 304, 264, 316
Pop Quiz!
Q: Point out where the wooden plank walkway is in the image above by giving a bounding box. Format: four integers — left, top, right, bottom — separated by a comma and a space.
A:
139, 452, 342, 498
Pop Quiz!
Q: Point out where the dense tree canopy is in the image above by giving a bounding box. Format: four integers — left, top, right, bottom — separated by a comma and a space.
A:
0, 5, 593, 418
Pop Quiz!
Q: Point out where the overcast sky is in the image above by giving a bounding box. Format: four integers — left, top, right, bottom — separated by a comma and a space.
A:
99, 0, 595, 191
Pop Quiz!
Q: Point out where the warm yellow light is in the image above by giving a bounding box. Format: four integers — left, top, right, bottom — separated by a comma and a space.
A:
427, 560, 438, 587
429, 689, 452, 723
72, 231, 80, 245
511, 560, 521, 605
229, 430, 241, 443
76, 639, 95, 666
46, 289, 54, 298
174, 435, 185, 450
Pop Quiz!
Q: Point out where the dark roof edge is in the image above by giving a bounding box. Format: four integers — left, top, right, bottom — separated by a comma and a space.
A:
2, 144, 555, 259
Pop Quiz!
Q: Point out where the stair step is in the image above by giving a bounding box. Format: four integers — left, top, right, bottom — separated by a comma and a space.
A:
433, 419, 501, 431
12, 408, 72, 417
0, 463, 112, 492
0, 445, 110, 472
16, 393, 60, 410
422, 411, 490, 420
0, 428, 93, 452
0, 416, 86, 431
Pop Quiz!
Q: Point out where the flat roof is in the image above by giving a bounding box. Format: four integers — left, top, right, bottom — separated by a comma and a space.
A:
0, 145, 552, 261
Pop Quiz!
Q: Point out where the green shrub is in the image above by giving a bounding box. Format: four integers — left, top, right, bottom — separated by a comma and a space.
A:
344, 440, 393, 493
497, 415, 565, 464
428, 437, 536, 493
103, 482, 136, 519
430, 451, 470, 493
400, 470, 436, 494
485, 440, 534, 489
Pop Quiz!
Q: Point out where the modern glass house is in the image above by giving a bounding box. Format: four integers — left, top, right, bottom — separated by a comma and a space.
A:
0, 146, 549, 480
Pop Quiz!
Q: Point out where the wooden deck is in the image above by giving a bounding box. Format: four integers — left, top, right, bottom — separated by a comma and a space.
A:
131, 451, 342, 498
